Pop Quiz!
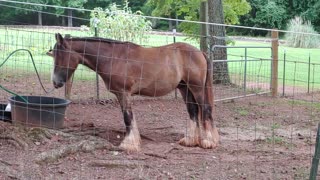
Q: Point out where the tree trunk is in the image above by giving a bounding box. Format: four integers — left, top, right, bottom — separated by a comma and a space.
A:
38, 12, 42, 26
68, 9, 73, 27
200, 1, 208, 53
207, 0, 230, 84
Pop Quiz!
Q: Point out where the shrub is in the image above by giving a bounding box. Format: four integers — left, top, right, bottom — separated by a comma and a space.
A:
285, 17, 320, 48
83, 1, 152, 44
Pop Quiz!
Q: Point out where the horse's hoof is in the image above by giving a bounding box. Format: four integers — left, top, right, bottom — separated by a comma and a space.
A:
179, 137, 199, 147
119, 142, 141, 153
199, 139, 218, 149
119, 136, 141, 153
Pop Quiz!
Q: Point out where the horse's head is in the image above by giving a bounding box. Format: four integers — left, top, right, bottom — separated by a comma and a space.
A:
49, 33, 80, 89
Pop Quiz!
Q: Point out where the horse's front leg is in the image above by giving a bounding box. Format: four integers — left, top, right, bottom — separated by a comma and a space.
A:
116, 93, 141, 152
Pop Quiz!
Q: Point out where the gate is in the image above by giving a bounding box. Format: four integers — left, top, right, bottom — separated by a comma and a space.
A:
211, 45, 276, 102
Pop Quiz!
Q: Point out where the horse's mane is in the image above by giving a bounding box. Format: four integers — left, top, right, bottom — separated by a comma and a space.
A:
64, 36, 140, 46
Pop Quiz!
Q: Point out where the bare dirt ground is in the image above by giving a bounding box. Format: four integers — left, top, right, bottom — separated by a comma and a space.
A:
0, 89, 319, 179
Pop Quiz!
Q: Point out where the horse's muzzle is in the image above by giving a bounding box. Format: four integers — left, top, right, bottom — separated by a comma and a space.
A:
53, 81, 64, 89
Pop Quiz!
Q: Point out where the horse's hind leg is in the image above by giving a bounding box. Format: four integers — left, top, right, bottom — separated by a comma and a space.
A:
115, 93, 141, 152
177, 83, 200, 147
188, 85, 219, 149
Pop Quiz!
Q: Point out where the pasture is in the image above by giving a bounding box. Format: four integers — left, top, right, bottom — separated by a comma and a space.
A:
0, 26, 320, 179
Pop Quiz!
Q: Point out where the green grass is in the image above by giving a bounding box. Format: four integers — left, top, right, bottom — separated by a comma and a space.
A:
0, 27, 320, 89
288, 99, 320, 110
225, 40, 320, 88
235, 107, 249, 116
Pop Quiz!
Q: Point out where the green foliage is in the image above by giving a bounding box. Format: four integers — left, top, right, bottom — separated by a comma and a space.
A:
147, 0, 177, 17
84, 0, 114, 9
265, 123, 287, 145
237, 0, 289, 36
129, 0, 148, 13
285, 17, 320, 48
239, 0, 320, 36
223, 0, 251, 25
236, 107, 249, 116
20, 0, 49, 12
177, 15, 200, 39
50, 0, 87, 15
143, 0, 251, 40
255, 1, 287, 29
85, 2, 152, 44
145, 0, 251, 24
266, 136, 284, 145
148, 0, 249, 22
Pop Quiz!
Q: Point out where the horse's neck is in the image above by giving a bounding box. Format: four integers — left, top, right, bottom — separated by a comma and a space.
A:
72, 40, 112, 72
72, 41, 96, 67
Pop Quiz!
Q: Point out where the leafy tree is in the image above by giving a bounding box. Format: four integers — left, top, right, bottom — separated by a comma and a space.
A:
129, 0, 148, 13
143, 0, 251, 32
223, 0, 251, 25
50, 0, 87, 26
0, 0, 49, 25
239, 0, 320, 36
255, 1, 287, 29
296, 1, 320, 32
143, 0, 185, 30
85, 0, 114, 9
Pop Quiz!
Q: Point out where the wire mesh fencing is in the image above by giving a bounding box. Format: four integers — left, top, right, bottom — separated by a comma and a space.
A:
0, 5, 320, 179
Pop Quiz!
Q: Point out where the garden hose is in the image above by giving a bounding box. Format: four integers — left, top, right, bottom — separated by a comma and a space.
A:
0, 49, 53, 103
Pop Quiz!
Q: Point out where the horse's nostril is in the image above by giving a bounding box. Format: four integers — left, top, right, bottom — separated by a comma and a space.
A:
53, 81, 64, 89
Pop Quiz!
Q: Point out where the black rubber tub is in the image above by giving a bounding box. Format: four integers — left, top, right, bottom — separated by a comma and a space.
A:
9, 96, 71, 129
0, 103, 11, 122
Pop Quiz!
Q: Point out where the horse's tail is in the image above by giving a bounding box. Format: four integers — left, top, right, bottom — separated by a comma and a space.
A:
203, 52, 214, 106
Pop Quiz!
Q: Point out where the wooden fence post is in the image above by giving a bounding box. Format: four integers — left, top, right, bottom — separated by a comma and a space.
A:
271, 30, 279, 97
63, 34, 73, 100
65, 74, 73, 100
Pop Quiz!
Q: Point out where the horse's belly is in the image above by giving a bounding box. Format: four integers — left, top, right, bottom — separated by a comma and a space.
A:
133, 81, 178, 97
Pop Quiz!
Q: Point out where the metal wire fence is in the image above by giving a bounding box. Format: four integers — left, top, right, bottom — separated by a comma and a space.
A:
0, 5, 320, 179
0, 26, 275, 102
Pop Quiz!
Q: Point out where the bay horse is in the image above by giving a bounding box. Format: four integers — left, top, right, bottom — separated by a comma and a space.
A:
49, 33, 219, 152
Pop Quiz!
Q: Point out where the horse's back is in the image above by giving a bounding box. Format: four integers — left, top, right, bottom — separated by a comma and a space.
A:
138, 42, 206, 67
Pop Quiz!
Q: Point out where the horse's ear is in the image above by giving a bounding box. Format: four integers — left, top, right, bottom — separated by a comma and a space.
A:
55, 33, 64, 45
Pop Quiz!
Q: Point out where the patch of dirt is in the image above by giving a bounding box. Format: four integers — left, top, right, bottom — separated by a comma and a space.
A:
0, 94, 319, 179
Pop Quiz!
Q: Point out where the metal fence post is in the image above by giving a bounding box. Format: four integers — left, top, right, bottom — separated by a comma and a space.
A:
282, 49, 286, 96
94, 18, 100, 100
310, 123, 320, 180
244, 48, 247, 94
308, 53, 311, 94
173, 29, 178, 99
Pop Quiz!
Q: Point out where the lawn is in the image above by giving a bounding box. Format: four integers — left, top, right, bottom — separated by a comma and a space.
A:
0, 27, 320, 89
